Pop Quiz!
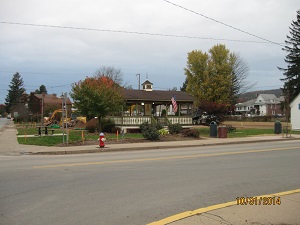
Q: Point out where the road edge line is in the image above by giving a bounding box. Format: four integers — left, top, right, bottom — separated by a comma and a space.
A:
147, 188, 300, 225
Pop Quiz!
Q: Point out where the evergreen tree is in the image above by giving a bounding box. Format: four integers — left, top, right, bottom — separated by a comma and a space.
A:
34, 85, 47, 94
180, 78, 187, 92
279, 10, 300, 102
5, 72, 26, 113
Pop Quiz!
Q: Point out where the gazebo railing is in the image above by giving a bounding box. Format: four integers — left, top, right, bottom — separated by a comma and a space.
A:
167, 116, 192, 125
107, 116, 151, 126
107, 116, 192, 126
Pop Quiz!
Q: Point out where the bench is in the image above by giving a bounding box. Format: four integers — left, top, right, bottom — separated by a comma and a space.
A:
37, 127, 55, 136
226, 125, 236, 133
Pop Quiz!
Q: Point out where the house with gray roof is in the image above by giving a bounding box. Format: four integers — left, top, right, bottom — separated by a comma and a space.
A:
235, 99, 256, 115
235, 94, 284, 116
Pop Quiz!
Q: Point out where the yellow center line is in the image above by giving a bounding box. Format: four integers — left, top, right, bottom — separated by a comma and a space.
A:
33, 146, 299, 169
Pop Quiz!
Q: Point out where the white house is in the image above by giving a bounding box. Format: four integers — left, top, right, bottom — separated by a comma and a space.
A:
254, 94, 283, 116
235, 99, 255, 115
290, 93, 300, 130
235, 94, 284, 116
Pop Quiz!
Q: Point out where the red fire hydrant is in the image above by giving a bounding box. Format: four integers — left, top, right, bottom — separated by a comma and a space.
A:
99, 132, 106, 148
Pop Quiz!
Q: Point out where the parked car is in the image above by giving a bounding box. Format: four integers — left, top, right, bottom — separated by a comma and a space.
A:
192, 110, 220, 125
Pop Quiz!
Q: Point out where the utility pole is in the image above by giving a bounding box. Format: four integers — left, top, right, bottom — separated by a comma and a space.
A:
41, 92, 46, 126
41, 97, 44, 126
136, 74, 140, 115
64, 92, 69, 145
136, 74, 140, 90
61, 93, 65, 144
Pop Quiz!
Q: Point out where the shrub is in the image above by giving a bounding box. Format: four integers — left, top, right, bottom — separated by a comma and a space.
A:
155, 122, 163, 130
181, 129, 200, 138
140, 122, 150, 133
140, 122, 160, 140
111, 126, 122, 134
85, 118, 99, 133
101, 118, 116, 133
168, 123, 182, 134
158, 128, 169, 136
142, 125, 160, 141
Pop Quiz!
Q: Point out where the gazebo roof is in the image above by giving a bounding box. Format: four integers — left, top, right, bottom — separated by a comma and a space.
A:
141, 80, 153, 85
122, 89, 194, 104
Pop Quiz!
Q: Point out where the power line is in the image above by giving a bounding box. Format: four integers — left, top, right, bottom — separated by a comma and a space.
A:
161, 0, 285, 47
0, 70, 85, 76
0, 21, 275, 44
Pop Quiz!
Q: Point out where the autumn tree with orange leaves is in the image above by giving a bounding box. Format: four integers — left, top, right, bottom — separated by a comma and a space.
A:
70, 74, 125, 131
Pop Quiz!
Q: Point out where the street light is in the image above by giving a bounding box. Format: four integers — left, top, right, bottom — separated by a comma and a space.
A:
136, 73, 140, 90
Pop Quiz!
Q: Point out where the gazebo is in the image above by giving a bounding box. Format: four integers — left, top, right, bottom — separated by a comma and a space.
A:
107, 80, 195, 131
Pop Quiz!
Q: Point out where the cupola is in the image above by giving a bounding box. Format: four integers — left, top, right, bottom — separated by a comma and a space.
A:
142, 80, 153, 91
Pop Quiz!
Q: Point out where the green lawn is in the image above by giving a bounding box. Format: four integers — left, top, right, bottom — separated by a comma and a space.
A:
198, 127, 300, 138
17, 128, 144, 146
16, 126, 300, 146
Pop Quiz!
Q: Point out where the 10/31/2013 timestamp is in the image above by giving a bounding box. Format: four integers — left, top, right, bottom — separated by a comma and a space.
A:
236, 197, 281, 205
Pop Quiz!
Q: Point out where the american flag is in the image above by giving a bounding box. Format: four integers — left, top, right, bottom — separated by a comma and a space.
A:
171, 95, 178, 113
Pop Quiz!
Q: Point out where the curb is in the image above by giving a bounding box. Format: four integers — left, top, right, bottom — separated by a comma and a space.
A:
25, 136, 299, 155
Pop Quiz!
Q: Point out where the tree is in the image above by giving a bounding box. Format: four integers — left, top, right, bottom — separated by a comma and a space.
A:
229, 53, 254, 104
5, 72, 26, 113
70, 73, 125, 131
168, 87, 177, 91
34, 85, 47, 94
180, 78, 188, 91
0, 104, 6, 117
184, 44, 250, 107
279, 10, 300, 103
94, 66, 123, 85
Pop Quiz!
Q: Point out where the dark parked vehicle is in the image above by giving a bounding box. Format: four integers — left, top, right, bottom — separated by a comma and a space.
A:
192, 110, 220, 125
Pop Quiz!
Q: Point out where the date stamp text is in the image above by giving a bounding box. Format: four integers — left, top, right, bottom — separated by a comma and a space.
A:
236, 197, 281, 205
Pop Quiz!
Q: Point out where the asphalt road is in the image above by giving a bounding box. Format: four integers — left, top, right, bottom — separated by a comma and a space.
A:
0, 141, 300, 225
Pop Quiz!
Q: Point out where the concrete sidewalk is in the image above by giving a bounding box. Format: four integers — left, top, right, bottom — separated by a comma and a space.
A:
1, 121, 300, 225
158, 191, 300, 225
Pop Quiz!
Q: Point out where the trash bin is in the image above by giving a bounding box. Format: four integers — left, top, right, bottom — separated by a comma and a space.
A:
274, 121, 282, 134
218, 126, 228, 138
210, 121, 218, 138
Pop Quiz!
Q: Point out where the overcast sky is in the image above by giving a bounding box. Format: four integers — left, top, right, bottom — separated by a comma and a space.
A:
0, 0, 299, 104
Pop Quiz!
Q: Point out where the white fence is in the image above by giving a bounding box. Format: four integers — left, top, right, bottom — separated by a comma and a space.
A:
107, 116, 192, 125
107, 116, 151, 125
167, 116, 192, 125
